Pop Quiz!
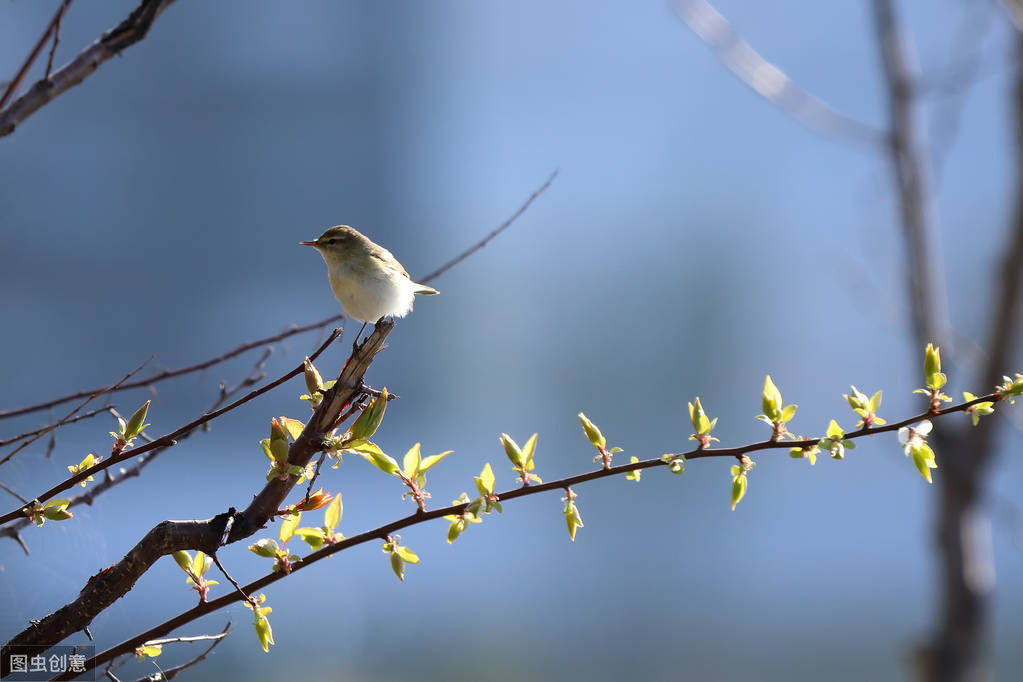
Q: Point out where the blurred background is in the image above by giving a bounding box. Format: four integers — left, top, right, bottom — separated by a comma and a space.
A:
1, 1, 1022, 680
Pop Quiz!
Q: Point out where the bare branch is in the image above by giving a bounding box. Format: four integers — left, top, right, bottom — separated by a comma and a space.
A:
0, 0, 177, 138
0, 0, 73, 109
3, 322, 395, 668
0, 330, 342, 527
0, 351, 276, 550
0, 406, 113, 448
44, 1, 70, 80
0, 315, 343, 422
872, 0, 951, 351
673, 0, 885, 151
120, 623, 230, 682
418, 169, 559, 284
0, 359, 150, 468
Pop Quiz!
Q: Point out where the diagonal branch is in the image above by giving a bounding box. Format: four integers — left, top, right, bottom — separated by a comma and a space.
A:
0, 330, 342, 528
673, 0, 886, 151
2, 321, 394, 670
0, 315, 344, 422
60, 388, 1016, 677
0, 0, 177, 138
0, 0, 73, 110
419, 169, 559, 284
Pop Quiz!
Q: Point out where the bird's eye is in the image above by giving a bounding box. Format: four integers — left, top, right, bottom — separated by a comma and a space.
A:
326, 238, 336, 244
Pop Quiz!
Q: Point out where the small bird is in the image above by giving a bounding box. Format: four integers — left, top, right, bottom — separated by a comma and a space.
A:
301, 225, 438, 339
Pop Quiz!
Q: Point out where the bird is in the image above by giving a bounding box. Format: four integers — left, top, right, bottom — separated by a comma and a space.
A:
300, 225, 438, 342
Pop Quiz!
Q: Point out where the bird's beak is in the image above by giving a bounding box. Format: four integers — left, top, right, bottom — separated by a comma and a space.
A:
299, 240, 317, 247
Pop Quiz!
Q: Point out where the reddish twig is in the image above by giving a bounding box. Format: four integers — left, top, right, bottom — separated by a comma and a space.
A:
0, 0, 73, 109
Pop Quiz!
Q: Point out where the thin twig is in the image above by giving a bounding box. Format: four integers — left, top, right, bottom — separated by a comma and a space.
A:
0, 0, 178, 137
0, 316, 341, 422
0, 406, 113, 447
0, 0, 73, 109
0, 352, 277, 549
44, 1, 70, 80
210, 554, 252, 606
418, 169, 559, 284
673, 0, 885, 151
71, 390, 1010, 677
0, 480, 28, 504
0, 359, 150, 468
120, 623, 230, 682
0, 330, 342, 527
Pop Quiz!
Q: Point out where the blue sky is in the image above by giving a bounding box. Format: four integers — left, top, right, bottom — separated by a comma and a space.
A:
1, 2, 1022, 680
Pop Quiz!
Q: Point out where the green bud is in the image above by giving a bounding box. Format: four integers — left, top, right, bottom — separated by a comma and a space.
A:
350, 388, 388, 440
577, 413, 606, 450
762, 376, 782, 421
500, 433, 524, 466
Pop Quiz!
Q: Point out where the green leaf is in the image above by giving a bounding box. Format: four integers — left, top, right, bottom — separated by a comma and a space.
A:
402, 442, 422, 477
358, 449, 400, 475
253, 612, 274, 652
172, 550, 192, 573
343, 439, 383, 456
124, 400, 151, 440
280, 417, 305, 440
625, 455, 642, 482
521, 433, 538, 465
500, 433, 524, 466
249, 538, 280, 558
577, 412, 606, 450
780, 404, 797, 423
762, 376, 782, 421
395, 546, 419, 563
135, 644, 163, 660
924, 343, 941, 381
294, 528, 326, 550
279, 511, 301, 544
324, 494, 342, 531
731, 473, 747, 510
390, 552, 405, 581
476, 462, 495, 496
191, 551, 208, 578
825, 419, 843, 440
419, 450, 454, 473
269, 418, 290, 463
349, 388, 388, 440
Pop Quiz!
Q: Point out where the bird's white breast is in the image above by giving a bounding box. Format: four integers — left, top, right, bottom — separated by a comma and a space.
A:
325, 260, 416, 323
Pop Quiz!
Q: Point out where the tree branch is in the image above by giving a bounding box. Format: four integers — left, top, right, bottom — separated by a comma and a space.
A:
0, 315, 344, 422
418, 169, 559, 284
872, 0, 951, 352
59, 386, 1016, 677
0, 0, 177, 138
0, 329, 343, 528
2, 322, 394, 673
673, 0, 885, 151
0, 0, 73, 110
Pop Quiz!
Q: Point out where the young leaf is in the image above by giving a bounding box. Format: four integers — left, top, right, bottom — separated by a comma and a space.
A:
577, 412, 606, 450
